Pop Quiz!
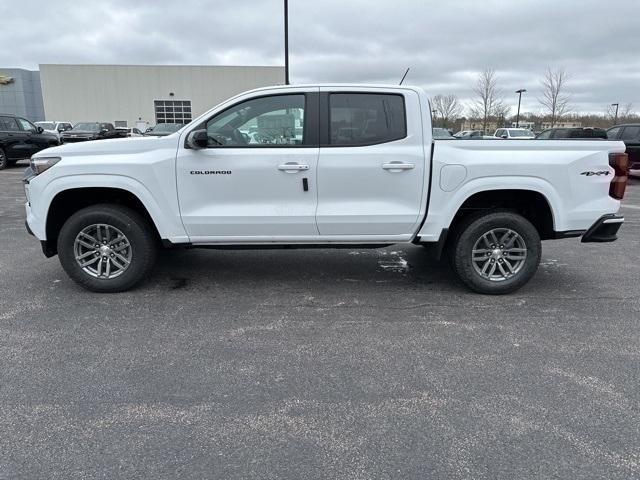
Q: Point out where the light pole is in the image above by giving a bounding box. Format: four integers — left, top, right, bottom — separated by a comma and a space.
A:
515, 89, 526, 128
432, 109, 437, 127
284, 0, 289, 85
611, 103, 619, 125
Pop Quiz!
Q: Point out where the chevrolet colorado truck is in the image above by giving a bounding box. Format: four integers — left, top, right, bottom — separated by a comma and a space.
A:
23, 85, 629, 294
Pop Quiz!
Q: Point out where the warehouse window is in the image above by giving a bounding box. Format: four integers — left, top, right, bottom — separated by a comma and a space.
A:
154, 100, 192, 125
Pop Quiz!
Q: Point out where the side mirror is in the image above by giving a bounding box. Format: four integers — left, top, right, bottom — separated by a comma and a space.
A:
501, 134, 508, 139
100, 128, 108, 134
37, 126, 44, 134
187, 129, 209, 149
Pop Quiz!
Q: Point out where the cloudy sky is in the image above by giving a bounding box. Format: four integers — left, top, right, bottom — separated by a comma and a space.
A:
1, 0, 638, 115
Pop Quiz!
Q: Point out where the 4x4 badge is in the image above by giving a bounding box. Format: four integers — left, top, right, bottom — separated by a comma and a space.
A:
580, 171, 610, 177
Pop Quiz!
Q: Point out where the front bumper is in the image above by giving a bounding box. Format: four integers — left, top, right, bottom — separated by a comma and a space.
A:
581, 214, 624, 243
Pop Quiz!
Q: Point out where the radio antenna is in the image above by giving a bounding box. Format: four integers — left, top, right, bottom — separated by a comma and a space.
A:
399, 67, 410, 85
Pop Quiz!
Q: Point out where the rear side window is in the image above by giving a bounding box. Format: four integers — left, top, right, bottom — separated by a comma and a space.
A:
0, 116, 19, 131
621, 126, 640, 141
329, 93, 406, 146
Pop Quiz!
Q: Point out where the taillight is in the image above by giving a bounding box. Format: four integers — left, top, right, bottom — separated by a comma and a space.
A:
609, 152, 629, 200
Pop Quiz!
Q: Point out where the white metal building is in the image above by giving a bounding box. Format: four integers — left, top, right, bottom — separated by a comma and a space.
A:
39, 64, 285, 130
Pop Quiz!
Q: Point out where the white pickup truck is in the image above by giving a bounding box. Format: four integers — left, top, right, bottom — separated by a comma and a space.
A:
23, 85, 629, 294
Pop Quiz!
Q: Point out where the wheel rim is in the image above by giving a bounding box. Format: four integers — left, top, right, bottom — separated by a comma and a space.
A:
471, 228, 527, 282
73, 224, 132, 279
0, 150, 6, 167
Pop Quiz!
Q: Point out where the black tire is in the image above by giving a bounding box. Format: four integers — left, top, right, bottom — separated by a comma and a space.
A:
57, 204, 157, 292
0, 148, 7, 170
449, 210, 541, 294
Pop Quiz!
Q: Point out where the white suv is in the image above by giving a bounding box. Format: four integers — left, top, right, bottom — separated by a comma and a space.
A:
494, 128, 536, 139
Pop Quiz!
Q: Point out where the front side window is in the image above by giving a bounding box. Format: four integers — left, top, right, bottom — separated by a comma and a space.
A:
17, 118, 36, 132
607, 127, 622, 139
206, 94, 305, 147
536, 130, 552, 139
329, 93, 406, 146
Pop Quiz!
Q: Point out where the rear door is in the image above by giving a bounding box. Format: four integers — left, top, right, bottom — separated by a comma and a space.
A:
316, 88, 427, 236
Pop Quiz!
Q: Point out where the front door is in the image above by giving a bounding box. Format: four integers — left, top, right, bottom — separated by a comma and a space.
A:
177, 90, 320, 241
316, 89, 427, 236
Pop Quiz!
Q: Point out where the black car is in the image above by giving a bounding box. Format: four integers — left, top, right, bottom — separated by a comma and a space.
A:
61, 122, 120, 143
607, 124, 640, 173
143, 123, 184, 137
535, 127, 607, 140
0, 114, 60, 170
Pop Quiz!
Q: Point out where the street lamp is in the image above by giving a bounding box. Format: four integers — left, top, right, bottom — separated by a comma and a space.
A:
611, 103, 619, 125
515, 89, 526, 128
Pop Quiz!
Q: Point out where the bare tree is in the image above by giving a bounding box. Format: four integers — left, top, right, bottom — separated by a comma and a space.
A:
470, 68, 504, 133
539, 67, 571, 127
431, 94, 463, 129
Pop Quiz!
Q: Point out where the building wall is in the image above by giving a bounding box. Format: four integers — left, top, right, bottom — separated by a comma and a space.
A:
0, 68, 44, 122
40, 64, 285, 128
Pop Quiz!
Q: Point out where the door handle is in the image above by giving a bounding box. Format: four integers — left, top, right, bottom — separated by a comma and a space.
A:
382, 162, 414, 171
278, 163, 309, 172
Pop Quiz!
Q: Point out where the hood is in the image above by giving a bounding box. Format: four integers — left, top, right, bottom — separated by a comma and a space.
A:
34, 135, 179, 158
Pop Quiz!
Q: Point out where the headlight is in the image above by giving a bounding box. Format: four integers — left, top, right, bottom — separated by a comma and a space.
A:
30, 156, 61, 175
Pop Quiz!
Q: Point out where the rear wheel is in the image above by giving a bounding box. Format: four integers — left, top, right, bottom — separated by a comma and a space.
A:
449, 211, 541, 294
57, 204, 157, 292
0, 149, 7, 170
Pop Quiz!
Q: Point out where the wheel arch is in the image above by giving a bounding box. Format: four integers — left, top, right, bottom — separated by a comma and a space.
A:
44, 186, 162, 256
447, 188, 556, 240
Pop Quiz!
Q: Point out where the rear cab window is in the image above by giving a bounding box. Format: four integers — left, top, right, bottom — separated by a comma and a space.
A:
0, 116, 20, 132
328, 93, 406, 146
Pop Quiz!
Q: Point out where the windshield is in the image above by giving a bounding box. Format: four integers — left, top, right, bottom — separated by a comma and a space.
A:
36, 122, 56, 130
509, 129, 534, 137
72, 123, 99, 132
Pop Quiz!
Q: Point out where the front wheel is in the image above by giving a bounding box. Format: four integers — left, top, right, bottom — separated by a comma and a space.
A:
0, 148, 7, 170
449, 211, 541, 294
57, 204, 157, 292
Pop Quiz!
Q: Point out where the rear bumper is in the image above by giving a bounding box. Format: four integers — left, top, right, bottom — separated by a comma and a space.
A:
581, 214, 624, 243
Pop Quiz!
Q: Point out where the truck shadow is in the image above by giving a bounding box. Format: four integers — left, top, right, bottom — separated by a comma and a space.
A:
153, 245, 462, 292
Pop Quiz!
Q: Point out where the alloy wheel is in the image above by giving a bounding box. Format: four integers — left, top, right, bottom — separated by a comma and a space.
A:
73, 224, 132, 279
471, 228, 527, 282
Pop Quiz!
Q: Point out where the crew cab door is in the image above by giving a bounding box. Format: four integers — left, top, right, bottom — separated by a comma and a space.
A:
176, 89, 320, 240
316, 88, 427, 236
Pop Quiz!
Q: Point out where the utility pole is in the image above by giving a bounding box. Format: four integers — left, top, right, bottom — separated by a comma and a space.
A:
432, 109, 437, 127
515, 89, 526, 128
284, 0, 289, 85
611, 103, 619, 125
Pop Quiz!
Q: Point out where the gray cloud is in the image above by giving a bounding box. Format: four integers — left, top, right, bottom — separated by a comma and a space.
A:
1, 0, 638, 114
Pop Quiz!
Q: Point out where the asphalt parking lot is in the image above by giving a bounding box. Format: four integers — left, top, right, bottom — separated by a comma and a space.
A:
1, 161, 639, 480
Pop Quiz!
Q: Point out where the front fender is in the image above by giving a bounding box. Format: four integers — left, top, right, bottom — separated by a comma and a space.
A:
29, 174, 189, 243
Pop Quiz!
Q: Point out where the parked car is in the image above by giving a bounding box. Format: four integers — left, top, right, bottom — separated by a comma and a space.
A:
432, 128, 456, 139
116, 127, 144, 138
23, 84, 628, 294
453, 130, 484, 139
0, 114, 59, 169
536, 127, 607, 140
61, 122, 119, 143
144, 123, 184, 137
34, 121, 73, 141
606, 124, 640, 175
494, 128, 536, 139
